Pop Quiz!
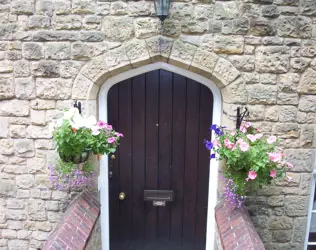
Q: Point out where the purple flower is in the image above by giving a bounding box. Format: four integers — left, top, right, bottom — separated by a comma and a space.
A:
204, 140, 213, 150
210, 154, 216, 159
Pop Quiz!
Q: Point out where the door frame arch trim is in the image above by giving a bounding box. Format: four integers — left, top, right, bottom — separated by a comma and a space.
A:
99, 62, 222, 250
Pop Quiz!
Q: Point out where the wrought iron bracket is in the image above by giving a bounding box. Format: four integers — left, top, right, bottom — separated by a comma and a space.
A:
236, 107, 249, 129
73, 100, 82, 114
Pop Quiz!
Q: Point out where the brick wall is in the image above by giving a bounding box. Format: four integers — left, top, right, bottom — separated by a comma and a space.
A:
215, 200, 265, 250
42, 190, 100, 250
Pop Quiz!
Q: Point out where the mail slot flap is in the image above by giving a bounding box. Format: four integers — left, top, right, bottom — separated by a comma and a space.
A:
144, 190, 174, 201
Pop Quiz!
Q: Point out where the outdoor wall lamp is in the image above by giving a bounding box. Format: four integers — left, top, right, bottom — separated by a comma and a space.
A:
154, 0, 171, 24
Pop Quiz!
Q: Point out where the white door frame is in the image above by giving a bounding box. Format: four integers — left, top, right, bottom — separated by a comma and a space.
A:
98, 62, 222, 250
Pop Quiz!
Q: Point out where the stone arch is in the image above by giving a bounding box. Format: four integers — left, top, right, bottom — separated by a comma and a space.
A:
72, 36, 246, 125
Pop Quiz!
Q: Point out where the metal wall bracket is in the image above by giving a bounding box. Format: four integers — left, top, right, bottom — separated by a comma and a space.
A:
236, 107, 249, 129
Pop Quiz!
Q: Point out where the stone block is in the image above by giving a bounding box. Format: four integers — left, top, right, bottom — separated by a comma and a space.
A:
128, 1, 152, 16
10, 125, 27, 138
28, 15, 50, 29
248, 20, 276, 36
191, 49, 218, 78
30, 100, 55, 110
279, 106, 297, 122
45, 201, 59, 211
59, 61, 83, 79
260, 73, 277, 85
110, 1, 127, 15
277, 16, 312, 38
13, 60, 30, 77
256, 46, 290, 73
45, 42, 71, 60
300, 0, 316, 16
0, 180, 16, 196
298, 95, 316, 112
291, 57, 311, 72
30, 110, 46, 126
169, 40, 197, 69
284, 149, 315, 172
71, 42, 94, 60
242, 72, 260, 84
31, 61, 60, 77
228, 55, 254, 71
103, 16, 134, 42
16, 175, 35, 189
278, 73, 300, 92
213, 58, 240, 87
300, 125, 314, 147
33, 31, 81, 41
36, 78, 72, 100
273, 123, 299, 138
27, 157, 46, 174
298, 68, 316, 94
0, 139, 14, 155
285, 196, 309, 217
265, 106, 279, 121
14, 139, 34, 157
123, 39, 150, 68
53, 0, 71, 14
15, 77, 35, 100
269, 217, 293, 230
26, 126, 51, 139
214, 35, 244, 54
11, 0, 34, 14
247, 84, 277, 104
36, 0, 54, 16
22, 43, 44, 60
268, 196, 284, 207
277, 93, 298, 107
83, 15, 101, 30
72, 0, 96, 14
53, 15, 82, 30
0, 61, 13, 73
26, 199, 46, 221
213, 1, 239, 20
135, 18, 158, 39
17, 230, 32, 239
271, 230, 292, 243
145, 36, 173, 61
72, 74, 95, 100
0, 76, 14, 100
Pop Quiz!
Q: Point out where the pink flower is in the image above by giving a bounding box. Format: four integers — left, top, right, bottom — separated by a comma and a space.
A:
240, 126, 247, 133
115, 132, 124, 137
286, 162, 294, 168
270, 169, 277, 178
108, 137, 116, 143
255, 133, 263, 139
247, 134, 257, 142
97, 121, 107, 129
224, 138, 234, 149
246, 170, 257, 181
231, 131, 236, 136
267, 136, 277, 144
268, 152, 283, 163
245, 122, 252, 128
91, 127, 100, 136
212, 139, 220, 147
107, 125, 113, 130
239, 141, 249, 152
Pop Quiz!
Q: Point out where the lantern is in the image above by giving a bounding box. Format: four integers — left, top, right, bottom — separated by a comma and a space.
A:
154, 0, 171, 23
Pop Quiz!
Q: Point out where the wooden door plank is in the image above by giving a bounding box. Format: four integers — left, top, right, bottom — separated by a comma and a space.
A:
157, 69, 173, 240
118, 79, 133, 247
170, 74, 186, 242
131, 74, 146, 241
144, 70, 159, 241
195, 84, 213, 247
182, 79, 200, 246
108, 85, 120, 245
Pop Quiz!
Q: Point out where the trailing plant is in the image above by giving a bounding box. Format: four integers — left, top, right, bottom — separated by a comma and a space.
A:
204, 122, 294, 207
48, 107, 123, 190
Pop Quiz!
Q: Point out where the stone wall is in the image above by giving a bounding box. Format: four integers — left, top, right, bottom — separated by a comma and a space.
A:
0, 0, 316, 249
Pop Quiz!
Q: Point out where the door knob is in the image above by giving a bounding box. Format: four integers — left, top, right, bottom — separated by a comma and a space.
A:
119, 192, 126, 200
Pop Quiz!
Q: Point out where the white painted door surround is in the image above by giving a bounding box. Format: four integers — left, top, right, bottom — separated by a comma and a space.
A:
98, 62, 222, 250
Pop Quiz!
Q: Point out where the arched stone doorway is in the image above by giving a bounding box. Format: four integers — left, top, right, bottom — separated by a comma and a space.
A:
71, 37, 245, 250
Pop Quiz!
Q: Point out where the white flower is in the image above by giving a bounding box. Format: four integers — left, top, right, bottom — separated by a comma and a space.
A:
91, 126, 100, 136
83, 116, 97, 129
63, 108, 79, 121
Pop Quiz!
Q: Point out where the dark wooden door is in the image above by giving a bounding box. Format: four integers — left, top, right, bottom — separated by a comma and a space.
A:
107, 69, 213, 250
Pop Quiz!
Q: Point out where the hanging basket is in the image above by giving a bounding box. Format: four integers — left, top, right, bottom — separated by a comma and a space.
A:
59, 151, 90, 164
